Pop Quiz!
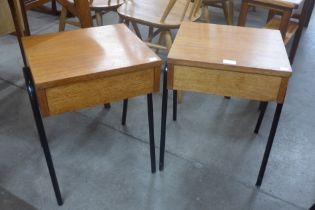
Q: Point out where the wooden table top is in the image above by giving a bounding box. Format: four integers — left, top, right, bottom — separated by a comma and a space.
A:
22, 24, 162, 89
252, 0, 303, 9
168, 22, 292, 77
117, 0, 201, 28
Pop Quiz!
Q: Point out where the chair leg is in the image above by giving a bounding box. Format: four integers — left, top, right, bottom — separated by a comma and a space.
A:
173, 90, 177, 121
147, 93, 156, 173
254, 102, 268, 134
256, 103, 283, 186
121, 99, 128, 125
289, 0, 311, 64
223, 0, 234, 25
164, 30, 172, 51
59, 6, 67, 32
148, 26, 154, 42
202, 5, 210, 23
279, 10, 292, 39
289, 26, 303, 64
131, 21, 142, 39
95, 11, 103, 26
156, 31, 165, 54
159, 65, 168, 171
22, 67, 63, 206
238, 2, 250, 26
266, 10, 276, 23
305, 0, 314, 27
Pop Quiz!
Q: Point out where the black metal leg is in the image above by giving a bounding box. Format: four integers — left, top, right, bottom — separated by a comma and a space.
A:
173, 90, 177, 121
258, 101, 264, 110
254, 102, 268, 134
104, 103, 111, 109
147, 94, 156, 173
22, 67, 63, 206
159, 66, 168, 171
121, 99, 128, 125
256, 103, 283, 187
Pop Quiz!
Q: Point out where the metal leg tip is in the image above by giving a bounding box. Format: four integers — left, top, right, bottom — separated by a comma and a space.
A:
255, 180, 262, 187
57, 199, 63, 206
159, 163, 164, 171
104, 103, 111, 109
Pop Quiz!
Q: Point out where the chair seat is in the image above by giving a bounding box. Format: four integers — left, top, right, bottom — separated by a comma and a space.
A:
249, 0, 303, 9
117, 0, 202, 28
265, 17, 299, 44
66, 0, 123, 10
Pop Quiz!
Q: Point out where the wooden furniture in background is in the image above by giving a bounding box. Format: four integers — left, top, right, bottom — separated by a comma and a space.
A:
159, 22, 292, 187
58, 0, 124, 31
24, 0, 58, 15
238, 0, 312, 64
0, 0, 17, 36
202, 0, 234, 24
117, 0, 202, 51
118, 0, 202, 103
9, 0, 161, 205
304, 0, 314, 27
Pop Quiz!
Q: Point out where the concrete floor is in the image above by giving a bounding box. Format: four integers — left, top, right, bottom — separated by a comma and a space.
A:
0, 3, 314, 210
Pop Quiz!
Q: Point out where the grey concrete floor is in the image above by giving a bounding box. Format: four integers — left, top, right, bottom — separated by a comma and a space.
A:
0, 2, 314, 210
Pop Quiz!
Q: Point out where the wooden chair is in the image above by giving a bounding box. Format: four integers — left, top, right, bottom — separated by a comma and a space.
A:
8, 0, 160, 205
117, 0, 202, 51
202, 0, 234, 24
24, 0, 58, 15
238, 0, 312, 64
58, 0, 124, 31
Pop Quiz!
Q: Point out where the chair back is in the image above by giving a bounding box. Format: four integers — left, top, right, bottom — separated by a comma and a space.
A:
160, 0, 203, 23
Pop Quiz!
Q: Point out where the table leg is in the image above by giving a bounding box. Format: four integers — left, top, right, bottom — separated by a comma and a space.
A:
256, 103, 283, 186
104, 103, 111, 109
254, 102, 268, 134
22, 67, 63, 206
147, 94, 156, 173
173, 90, 177, 121
159, 66, 168, 171
121, 99, 128, 125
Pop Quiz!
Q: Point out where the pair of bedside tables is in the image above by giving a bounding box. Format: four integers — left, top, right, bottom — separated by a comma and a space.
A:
22, 21, 291, 205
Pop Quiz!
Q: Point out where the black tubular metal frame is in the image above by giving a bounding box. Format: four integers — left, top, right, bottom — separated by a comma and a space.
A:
159, 65, 285, 186
22, 66, 157, 205
22, 67, 63, 206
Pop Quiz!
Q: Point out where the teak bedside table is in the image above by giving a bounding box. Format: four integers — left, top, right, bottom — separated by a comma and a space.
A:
22, 24, 161, 205
159, 22, 292, 186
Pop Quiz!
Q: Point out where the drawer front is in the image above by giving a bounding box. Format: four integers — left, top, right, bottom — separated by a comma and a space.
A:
171, 65, 284, 102
38, 68, 159, 117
